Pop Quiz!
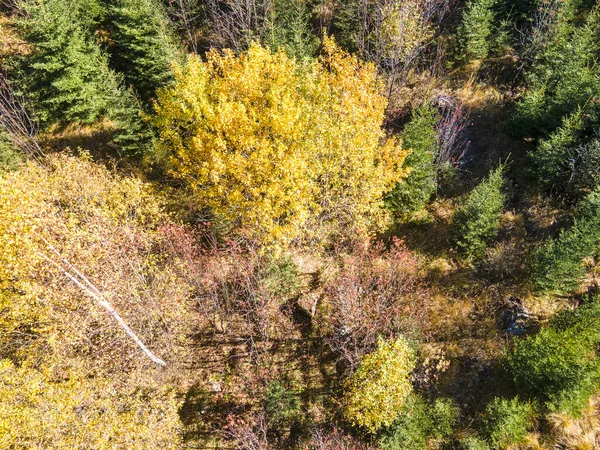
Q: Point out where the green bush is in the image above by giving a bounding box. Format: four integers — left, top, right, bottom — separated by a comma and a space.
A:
379, 395, 458, 450
531, 188, 600, 295
0, 135, 23, 171
452, 166, 506, 258
480, 397, 535, 449
459, 436, 489, 450
263, 380, 301, 428
386, 105, 439, 216
105, 0, 183, 103
505, 301, 600, 414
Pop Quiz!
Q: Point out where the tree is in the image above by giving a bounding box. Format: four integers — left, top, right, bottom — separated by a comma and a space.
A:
386, 104, 439, 215
531, 187, 600, 295
456, 0, 497, 61
343, 337, 416, 432
480, 397, 535, 449
150, 39, 409, 247
105, 0, 183, 103
452, 165, 506, 258
505, 301, 600, 415
14, 0, 114, 126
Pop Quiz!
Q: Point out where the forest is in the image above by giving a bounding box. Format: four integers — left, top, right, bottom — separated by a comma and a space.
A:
2, 0, 600, 448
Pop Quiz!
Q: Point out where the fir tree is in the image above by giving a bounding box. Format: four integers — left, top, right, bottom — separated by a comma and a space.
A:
105, 0, 183, 103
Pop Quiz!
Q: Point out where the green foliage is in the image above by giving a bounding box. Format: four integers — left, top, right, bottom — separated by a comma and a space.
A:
510, 5, 600, 137
380, 395, 458, 450
386, 105, 439, 216
343, 337, 416, 432
480, 397, 535, 449
266, 0, 319, 59
105, 0, 183, 103
264, 255, 301, 299
15, 0, 115, 126
452, 166, 506, 258
0, 134, 22, 171
459, 436, 490, 450
505, 301, 600, 414
531, 188, 600, 294
263, 380, 301, 428
456, 0, 497, 61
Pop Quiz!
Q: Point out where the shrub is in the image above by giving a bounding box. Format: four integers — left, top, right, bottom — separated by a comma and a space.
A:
263, 380, 301, 429
324, 238, 427, 369
343, 336, 416, 432
386, 104, 439, 216
105, 0, 183, 103
151, 39, 409, 247
459, 436, 489, 450
480, 397, 535, 449
531, 187, 600, 295
379, 394, 458, 450
0, 360, 183, 449
451, 166, 506, 258
0, 133, 22, 171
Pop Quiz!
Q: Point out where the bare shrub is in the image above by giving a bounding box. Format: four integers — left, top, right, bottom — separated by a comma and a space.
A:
0, 72, 44, 161
323, 238, 428, 370
308, 427, 376, 450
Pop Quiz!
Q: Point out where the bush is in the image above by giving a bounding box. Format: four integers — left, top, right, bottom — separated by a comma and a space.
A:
343, 336, 416, 432
531, 187, 600, 295
151, 39, 409, 247
0, 134, 22, 171
451, 166, 506, 258
379, 395, 458, 450
480, 397, 535, 449
505, 301, 600, 414
263, 380, 301, 429
386, 104, 439, 216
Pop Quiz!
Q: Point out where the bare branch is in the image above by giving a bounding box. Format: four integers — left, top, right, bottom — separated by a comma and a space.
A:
0, 72, 44, 162
38, 239, 167, 367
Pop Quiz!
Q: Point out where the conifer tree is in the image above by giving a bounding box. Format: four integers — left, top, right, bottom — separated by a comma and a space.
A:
15, 0, 113, 126
105, 0, 183, 103
386, 104, 439, 216
452, 165, 506, 257
456, 0, 497, 61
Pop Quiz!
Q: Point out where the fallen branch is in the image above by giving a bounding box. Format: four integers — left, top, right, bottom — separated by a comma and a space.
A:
37, 240, 166, 367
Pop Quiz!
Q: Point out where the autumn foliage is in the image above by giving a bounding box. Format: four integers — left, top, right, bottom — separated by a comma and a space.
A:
151, 38, 409, 247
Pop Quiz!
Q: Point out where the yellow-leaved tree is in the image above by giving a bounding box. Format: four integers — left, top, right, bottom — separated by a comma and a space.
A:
343, 336, 415, 432
151, 38, 409, 247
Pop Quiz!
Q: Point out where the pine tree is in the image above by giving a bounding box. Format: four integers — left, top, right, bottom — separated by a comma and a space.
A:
386, 104, 439, 216
452, 165, 506, 257
456, 0, 498, 61
266, 0, 319, 60
105, 0, 183, 103
14, 0, 114, 126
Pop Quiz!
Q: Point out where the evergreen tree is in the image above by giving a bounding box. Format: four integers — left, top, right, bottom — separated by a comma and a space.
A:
266, 0, 319, 60
386, 104, 439, 216
452, 165, 506, 258
531, 188, 600, 295
511, 4, 600, 137
105, 0, 183, 103
456, 0, 498, 61
14, 0, 114, 126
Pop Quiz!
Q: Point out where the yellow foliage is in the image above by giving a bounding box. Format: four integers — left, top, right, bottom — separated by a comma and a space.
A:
0, 359, 182, 449
0, 153, 193, 368
343, 336, 415, 432
151, 38, 409, 247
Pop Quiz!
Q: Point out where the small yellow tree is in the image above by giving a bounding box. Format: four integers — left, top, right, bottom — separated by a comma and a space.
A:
151, 38, 409, 247
343, 336, 416, 432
